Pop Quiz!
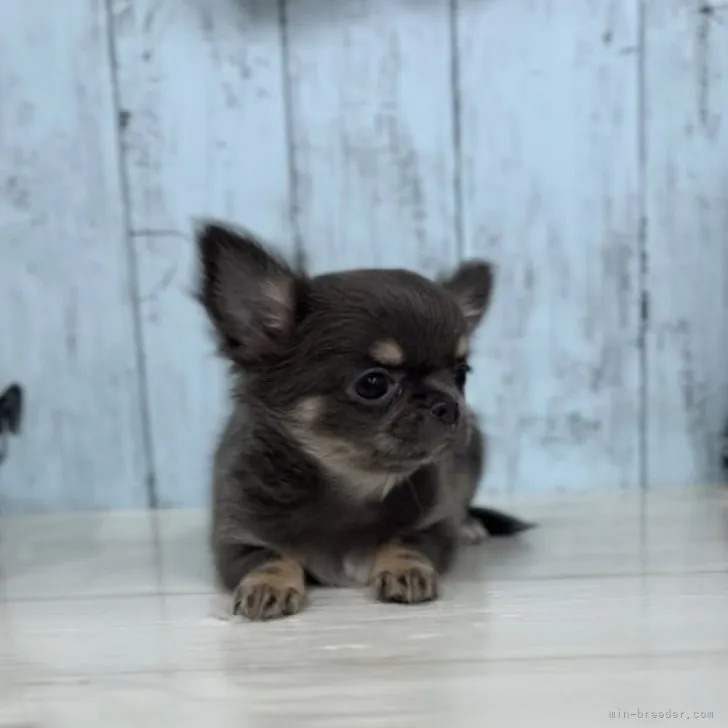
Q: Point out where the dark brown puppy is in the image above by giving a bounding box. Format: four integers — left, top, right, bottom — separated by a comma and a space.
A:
197, 221, 533, 621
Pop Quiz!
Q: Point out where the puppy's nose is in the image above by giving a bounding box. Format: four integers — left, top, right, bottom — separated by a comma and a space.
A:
430, 399, 459, 426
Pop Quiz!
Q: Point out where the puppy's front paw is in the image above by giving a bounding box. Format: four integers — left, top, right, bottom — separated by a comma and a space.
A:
371, 546, 439, 604
233, 558, 306, 621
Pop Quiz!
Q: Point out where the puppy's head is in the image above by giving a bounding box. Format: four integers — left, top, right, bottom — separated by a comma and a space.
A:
197, 222, 494, 489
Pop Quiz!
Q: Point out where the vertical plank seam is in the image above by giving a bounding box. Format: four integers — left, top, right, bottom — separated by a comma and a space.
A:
637, 0, 649, 495
277, 0, 304, 269
448, 0, 465, 263
102, 0, 158, 509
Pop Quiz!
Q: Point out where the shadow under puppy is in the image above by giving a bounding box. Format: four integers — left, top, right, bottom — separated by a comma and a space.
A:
198, 222, 534, 621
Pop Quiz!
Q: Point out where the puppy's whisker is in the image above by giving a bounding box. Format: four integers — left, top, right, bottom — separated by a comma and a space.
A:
380, 477, 398, 502
405, 477, 424, 516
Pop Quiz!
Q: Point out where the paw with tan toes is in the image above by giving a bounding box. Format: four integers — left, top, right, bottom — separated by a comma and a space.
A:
233, 558, 306, 621
370, 545, 439, 604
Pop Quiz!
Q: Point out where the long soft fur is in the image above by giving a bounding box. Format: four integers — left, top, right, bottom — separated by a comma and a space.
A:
197, 220, 535, 621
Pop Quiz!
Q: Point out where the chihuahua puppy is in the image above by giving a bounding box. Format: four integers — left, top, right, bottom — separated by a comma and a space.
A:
197, 221, 533, 621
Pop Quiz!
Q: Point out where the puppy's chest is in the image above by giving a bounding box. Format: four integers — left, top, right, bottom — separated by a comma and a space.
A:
301, 468, 445, 587
332, 464, 442, 530
375, 471, 441, 529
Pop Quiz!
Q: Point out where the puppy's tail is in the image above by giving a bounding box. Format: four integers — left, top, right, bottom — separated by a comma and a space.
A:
467, 506, 536, 537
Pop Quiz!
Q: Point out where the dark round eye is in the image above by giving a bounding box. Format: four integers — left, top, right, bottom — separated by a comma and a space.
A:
354, 370, 393, 401
454, 364, 470, 390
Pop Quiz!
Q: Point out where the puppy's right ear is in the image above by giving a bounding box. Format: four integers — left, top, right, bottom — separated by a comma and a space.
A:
196, 221, 299, 365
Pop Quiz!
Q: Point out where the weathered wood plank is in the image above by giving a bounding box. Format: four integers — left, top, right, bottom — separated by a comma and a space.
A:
110, 0, 292, 506
456, 0, 642, 492
643, 0, 728, 487
0, 0, 147, 510
284, 0, 458, 275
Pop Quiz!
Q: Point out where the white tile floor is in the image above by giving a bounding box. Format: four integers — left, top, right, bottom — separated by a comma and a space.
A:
1, 487, 727, 727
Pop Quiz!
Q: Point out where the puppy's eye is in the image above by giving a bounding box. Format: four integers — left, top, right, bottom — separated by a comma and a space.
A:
354, 369, 393, 401
454, 363, 471, 390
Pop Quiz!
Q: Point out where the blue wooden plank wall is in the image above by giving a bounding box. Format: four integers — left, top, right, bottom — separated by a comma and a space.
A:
0, 0, 726, 512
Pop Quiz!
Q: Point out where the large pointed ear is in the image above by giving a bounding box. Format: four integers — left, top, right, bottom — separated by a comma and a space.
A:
196, 221, 300, 365
439, 260, 495, 335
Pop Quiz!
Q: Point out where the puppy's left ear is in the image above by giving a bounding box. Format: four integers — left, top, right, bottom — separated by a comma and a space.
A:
440, 260, 495, 334
196, 221, 301, 365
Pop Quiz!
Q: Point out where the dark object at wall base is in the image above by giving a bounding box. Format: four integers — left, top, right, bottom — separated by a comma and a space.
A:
722, 420, 728, 480
467, 505, 537, 536
0, 383, 23, 466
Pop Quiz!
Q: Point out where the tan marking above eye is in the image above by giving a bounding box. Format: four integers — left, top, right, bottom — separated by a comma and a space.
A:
369, 339, 405, 366
456, 335, 469, 359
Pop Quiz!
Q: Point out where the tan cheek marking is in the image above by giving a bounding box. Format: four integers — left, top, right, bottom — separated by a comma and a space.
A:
369, 339, 405, 366
292, 396, 323, 424
456, 335, 469, 359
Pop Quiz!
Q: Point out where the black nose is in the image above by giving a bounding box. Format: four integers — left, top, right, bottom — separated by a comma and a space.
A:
430, 399, 459, 426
